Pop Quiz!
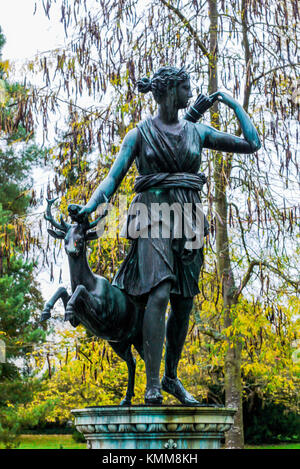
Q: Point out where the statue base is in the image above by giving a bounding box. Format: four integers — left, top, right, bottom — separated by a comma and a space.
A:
72, 406, 236, 450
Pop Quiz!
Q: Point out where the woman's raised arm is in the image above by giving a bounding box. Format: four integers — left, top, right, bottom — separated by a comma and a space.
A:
201, 92, 261, 154
79, 128, 139, 215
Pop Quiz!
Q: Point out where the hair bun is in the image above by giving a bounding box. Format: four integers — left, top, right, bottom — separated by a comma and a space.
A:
137, 77, 152, 94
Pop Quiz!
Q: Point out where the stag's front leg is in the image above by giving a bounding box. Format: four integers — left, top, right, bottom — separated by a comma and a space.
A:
65, 285, 101, 333
41, 287, 70, 322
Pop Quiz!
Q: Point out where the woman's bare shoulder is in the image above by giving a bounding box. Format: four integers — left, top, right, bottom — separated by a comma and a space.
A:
122, 127, 141, 151
188, 121, 212, 144
193, 122, 213, 135
124, 127, 140, 141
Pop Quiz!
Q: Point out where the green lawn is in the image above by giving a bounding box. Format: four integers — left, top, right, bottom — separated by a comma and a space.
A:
17, 434, 86, 449
245, 443, 300, 449
6, 435, 299, 449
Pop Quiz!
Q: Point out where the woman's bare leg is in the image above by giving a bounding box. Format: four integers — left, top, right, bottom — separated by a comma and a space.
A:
164, 295, 193, 379
162, 294, 200, 405
142, 280, 171, 404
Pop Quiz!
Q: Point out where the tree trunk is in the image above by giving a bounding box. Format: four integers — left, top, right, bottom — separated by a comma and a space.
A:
224, 335, 244, 448
208, 0, 244, 449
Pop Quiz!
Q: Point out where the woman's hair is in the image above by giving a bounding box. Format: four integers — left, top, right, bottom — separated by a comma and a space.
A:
137, 66, 189, 102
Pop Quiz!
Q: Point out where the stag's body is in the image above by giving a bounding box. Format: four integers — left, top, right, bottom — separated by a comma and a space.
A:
41, 199, 144, 405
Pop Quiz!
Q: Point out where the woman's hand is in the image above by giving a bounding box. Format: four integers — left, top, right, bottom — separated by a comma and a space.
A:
184, 92, 219, 122
78, 191, 109, 217
202, 90, 261, 153
213, 91, 238, 109
193, 92, 218, 112
78, 200, 98, 216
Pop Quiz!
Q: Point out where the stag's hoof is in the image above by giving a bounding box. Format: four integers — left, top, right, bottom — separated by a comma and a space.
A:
161, 375, 201, 406
65, 305, 75, 322
120, 397, 132, 406
145, 386, 163, 406
40, 310, 51, 322
64, 313, 75, 323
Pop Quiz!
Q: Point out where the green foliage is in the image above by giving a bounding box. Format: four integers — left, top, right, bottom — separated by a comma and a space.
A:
243, 399, 300, 445
26, 330, 147, 424
0, 378, 52, 449
0, 27, 5, 52
0, 25, 49, 449
71, 429, 86, 443
6, 0, 297, 449
0, 395, 57, 449
0, 409, 21, 449
0, 144, 47, 216
0, 256, 45, 359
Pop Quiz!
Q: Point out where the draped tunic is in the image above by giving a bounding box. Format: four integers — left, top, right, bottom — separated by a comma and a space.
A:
112, 117, 208, 298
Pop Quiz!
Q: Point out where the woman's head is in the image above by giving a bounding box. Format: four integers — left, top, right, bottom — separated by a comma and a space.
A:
137, 66, 191, 106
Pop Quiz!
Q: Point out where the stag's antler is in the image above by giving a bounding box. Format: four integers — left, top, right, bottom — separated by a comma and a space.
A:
45, 198, 71, 232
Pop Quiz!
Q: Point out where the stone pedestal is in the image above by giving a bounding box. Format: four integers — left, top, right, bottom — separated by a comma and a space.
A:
72, 406, 236, 449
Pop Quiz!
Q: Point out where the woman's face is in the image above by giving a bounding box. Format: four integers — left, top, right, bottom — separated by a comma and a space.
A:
156, 76, 192, 111
176, 78, 193, 109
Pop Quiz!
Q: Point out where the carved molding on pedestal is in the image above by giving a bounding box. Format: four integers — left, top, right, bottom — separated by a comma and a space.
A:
76, 422, 232, 434
72, 406, 236, 449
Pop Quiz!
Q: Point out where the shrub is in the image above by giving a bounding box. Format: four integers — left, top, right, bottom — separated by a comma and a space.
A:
243, 398, 300, 444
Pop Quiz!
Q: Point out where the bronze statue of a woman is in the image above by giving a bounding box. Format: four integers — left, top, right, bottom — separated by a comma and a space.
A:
78, 67, 261, 405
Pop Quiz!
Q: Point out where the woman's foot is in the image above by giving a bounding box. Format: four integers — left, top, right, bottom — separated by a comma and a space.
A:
144, 386, 163, 406
161, 375, 201, 406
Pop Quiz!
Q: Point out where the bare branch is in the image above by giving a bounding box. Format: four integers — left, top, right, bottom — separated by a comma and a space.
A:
250, 63, 300, 86
234, 260, 300, 301
193, 306, 226, 341
229, 202, 251, 263
157, 0, 210, 59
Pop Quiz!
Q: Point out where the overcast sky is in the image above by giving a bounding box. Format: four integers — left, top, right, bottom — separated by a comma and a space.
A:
1, 0, 65, 62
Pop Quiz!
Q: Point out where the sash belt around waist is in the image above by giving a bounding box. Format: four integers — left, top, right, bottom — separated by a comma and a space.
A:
134, 172, 207, 193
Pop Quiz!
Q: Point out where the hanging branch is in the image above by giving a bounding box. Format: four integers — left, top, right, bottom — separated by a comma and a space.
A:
241, 0, 252, 113
234, 259, 300, 302
158, 0, 210, 59
251, 63, 299, 87
193, 307, 226, 341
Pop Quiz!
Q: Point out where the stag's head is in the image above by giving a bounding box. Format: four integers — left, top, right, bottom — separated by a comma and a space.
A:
45, 198, 108, 258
